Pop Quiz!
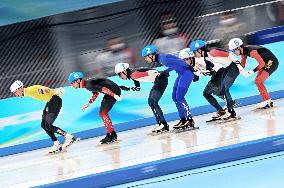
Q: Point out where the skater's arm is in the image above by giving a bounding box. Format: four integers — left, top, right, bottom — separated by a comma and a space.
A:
119, 86, 130, 91
241, 55, 247, 68
204, 57, 215, 71
88, 92, 99, 103
228, 52, 250, 77
227, 52, 249, 77
120, 79, 140, 91
236, 63, 250, 77
83, 92, 99, 112
250, 50, 266, 72
130, 80, 141, 91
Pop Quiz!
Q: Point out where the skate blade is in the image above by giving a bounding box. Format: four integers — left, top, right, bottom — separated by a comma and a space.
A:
44, 149, 66, 156
147, 130, 170, 136
206, 118, 221, 124
234, 102, 241, 108
172, 126, 199, 133
96, 140, 122, 147
252, 105, 275, 112
216, 116, 241, 124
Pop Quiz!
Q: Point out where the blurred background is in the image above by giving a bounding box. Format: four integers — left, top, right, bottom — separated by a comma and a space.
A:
1, 0, 284, 99
0, 0, 284, 146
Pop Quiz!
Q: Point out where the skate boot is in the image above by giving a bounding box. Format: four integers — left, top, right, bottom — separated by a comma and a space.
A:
222, 108, 236, 120
173, 118, 188, 130
100, 133, 112, 144
49, 140, 62, 154
184, 118, 195, 129
256, 100, 271, 109
212, 110, 226, 119
152, 121, 169, 133
62, 133, 76, 150
269, 100, 274, 107
111, 131, 117, 142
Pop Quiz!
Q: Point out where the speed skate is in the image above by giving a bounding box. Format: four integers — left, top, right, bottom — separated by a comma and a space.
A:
216, 116, 241, 124
147, 130, 170, 136
172, 126, 199, 133
252, 103, 275, 112
96, 140, 122, 148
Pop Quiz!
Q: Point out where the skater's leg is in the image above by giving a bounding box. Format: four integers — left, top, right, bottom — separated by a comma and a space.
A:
41, 119, 58, 141
221, 72, 237, 111
100, 95, 116, 133
255, 70, 270, 101
100, 95, 117, 143
172, 75, 184, 119
176, 70, 194, 119
203, 82, 223, 111
45, 96, 68, 137
172, 70, 195, 129
148, 76, 168, 123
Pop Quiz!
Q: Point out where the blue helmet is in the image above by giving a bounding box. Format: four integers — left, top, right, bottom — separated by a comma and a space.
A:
189, 40, 206, 52
68, 72, 84, 83
141, 45, 157, 57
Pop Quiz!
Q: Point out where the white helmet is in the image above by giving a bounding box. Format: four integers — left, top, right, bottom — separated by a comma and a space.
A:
115, 63, 129, 74
228, 38, 243, 50
179, 48, 194, 60
10, 80, 23, 93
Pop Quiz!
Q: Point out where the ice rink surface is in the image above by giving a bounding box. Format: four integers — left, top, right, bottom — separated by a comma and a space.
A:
1, 99, 284, 188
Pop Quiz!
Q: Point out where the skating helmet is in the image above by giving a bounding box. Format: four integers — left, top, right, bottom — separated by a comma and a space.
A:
141, 45, 157, 57
68, 72, 84, 83
10, 80, 23, 93
228, 38, 243, 51
115, 63, 130, 74
179, 48, 194, 60
189, 40, 206, 52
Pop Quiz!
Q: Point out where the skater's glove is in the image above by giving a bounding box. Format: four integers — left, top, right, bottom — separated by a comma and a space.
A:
130, 86, 141, 91
114, 94, 122, 101
247, 70, 254, 76
203, 70, 216, 76
193, 75, 199, 82
119, 86, 130, 91
159, 71, 170, 78
55, 87, 64, 95
209, 70, 216, 76
243, 70, 254, 78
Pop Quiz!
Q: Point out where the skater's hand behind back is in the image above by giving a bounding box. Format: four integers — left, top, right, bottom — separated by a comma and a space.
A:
82, 103, 90, 112
243, 70, 254, 78
38, 87, 50, 94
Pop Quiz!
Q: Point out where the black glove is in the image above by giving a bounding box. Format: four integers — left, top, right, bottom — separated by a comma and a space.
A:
203, 70, 216, 76
119, 86, 130, 91
130, 86, 141, 91
193, 75, 199, 82
210, 70, 216, 76
159, 71, 170, 78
